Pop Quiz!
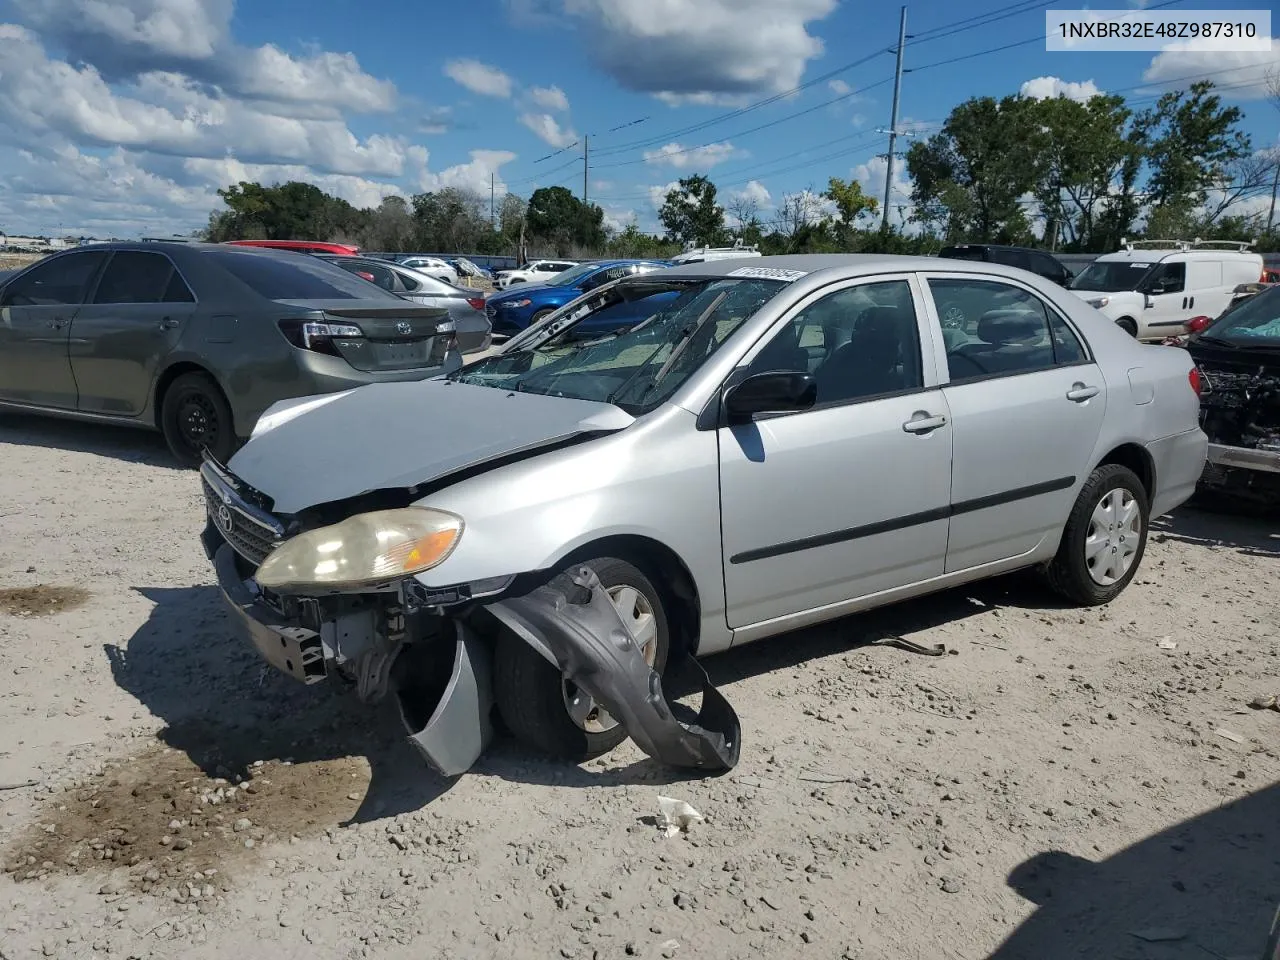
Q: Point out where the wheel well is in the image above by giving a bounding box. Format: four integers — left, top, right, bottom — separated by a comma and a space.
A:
558, 535, 703, 657
1097, 443, 1155, 502
153, 362, 215, 430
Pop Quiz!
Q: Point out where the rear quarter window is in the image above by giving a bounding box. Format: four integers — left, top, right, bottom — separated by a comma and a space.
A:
207, 251, 402, 301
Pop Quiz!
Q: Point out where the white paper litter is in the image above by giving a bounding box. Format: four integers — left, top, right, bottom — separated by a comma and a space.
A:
657, 796, 704, 837
1156, 637, 1178, 650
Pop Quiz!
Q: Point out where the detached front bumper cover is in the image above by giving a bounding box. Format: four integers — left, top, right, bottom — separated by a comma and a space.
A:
487, 566, 741, 772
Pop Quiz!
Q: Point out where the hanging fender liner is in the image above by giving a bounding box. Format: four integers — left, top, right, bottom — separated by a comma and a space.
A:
484, 566, 741, 772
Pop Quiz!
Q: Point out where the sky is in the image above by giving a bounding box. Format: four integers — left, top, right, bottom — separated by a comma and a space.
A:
0, 0, 1277, 240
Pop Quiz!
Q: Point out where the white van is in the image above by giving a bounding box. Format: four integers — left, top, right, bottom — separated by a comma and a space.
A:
668, 240, 762, 265
1069, 239, 1265, 339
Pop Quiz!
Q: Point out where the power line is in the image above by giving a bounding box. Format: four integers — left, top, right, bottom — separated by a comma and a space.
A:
909, 0, 1055, 44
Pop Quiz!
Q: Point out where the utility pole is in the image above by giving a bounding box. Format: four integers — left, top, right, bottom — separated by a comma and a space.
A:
582, 134, 590, 205
490, 172, 496, 229
881, 5, 908, 233
1267, 148, 1279, 235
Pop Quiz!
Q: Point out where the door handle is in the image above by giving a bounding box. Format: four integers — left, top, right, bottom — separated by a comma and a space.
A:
902, 412, 947, 434
1066, 382, 1100, 402
48, 317, 66, 330
160, 316, 180, 330
1188, 296, 1194, 308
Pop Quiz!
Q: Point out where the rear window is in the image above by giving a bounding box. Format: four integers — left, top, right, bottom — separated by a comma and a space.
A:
207, 250, 401, 301
1206, 286, 1280, 345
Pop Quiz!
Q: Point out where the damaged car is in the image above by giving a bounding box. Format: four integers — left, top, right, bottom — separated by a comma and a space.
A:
199, 255, 1208, 777
1186, 282, 1280, 506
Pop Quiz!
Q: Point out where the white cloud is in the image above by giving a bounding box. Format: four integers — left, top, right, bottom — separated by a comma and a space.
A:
235, 45, 397, 113
528, 85, 570, 112
829, 79, 852, 96
1143, 45, 1280, 100
561, 0, 837, 101
601, 207, 637, 234
0, 31, 415, 177
642, 141, 739, 169
648, 180, 681, 210
1020, 76, 1103, 102
12, 0, 232, 65
184, 156, 406, 209
413, 148, 517, 196
853, 155, 916, 230
519, 113, 579, 148
731, 180, 772, 208
444, 59, 514, 98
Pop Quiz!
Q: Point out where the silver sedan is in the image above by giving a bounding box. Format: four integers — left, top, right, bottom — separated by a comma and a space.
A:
200, 254, 1208, 776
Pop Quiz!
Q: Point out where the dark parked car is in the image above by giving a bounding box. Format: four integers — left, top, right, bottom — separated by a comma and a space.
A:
0, 242, 460, 466
316, 255, 492, 354
1186, 282, 1280, 505
939, 244, 1074, 287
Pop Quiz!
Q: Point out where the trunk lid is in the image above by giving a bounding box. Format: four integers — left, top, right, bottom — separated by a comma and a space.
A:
278, 299, 453, 373
228, 379, 634, 514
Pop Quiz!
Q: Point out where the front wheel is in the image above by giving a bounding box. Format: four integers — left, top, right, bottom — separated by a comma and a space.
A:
493, 556, 670, 762
1044, 464, 1149, 605
160, 371, 238, 468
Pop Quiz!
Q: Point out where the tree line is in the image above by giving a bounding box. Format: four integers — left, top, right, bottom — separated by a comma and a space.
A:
203, 79, 1279, 258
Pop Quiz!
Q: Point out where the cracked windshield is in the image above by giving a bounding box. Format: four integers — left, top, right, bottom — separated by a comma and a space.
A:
449, 277, 787, 411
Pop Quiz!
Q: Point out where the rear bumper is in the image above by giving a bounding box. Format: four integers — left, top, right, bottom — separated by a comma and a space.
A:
1145, 427, 1209, 517
1207, 442, 1280, 474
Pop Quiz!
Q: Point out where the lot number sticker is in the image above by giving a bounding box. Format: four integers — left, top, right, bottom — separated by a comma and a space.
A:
726, 266, 808, 281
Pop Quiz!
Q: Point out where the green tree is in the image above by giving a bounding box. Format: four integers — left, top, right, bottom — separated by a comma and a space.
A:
906, 95, 1038, 243
659, 175, 726, 246
822, 176, 879, 248
1142, 81, 1251, 213
525, 186, 605, 254
204, 181, 366, 242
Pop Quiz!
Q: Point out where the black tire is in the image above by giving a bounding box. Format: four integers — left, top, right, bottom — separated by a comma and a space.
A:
1044, 464, 1150, 606
493, 556, 671, 763
529, 308, 554, 326
159, 371, 238, 468
1116, 317, 1138, 337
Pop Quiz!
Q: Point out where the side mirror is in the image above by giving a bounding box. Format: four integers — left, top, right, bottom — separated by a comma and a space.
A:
723, 371, 817, 422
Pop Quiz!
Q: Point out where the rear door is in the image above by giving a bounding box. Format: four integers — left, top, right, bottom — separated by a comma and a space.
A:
0, 250, 109, 408
921, 272, 1106, 572
1185, 259, 1226, 318
69, 251, 198, 415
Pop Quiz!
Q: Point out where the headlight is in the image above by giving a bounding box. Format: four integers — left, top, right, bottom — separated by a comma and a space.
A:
1087, 297, 1110, 308
509, 299, 532, 308
255, 507, 463, 592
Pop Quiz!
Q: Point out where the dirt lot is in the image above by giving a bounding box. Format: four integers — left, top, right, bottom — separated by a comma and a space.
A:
1, 412, 1278, 960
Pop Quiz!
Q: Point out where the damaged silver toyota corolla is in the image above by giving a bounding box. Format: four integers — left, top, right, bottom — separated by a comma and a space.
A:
200, 254, 1208, 777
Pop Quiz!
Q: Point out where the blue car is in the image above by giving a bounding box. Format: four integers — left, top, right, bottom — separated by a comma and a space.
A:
485, 259, 671, 335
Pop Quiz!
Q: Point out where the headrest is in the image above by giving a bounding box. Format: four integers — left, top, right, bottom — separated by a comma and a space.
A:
857, 306, 903, 334
977, 309, 1043, 346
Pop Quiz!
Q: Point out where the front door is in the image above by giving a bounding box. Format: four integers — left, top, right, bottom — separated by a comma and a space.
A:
0, 250, 109, 408
1137, 261, 1187, 337
69, 251, 198, 416
718, 276, 953, 630
920, 273, 1107, 572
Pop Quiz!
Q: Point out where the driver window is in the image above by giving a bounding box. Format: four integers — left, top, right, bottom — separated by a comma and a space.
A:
1145, 262, 1185, 295
747, 280, 924, 405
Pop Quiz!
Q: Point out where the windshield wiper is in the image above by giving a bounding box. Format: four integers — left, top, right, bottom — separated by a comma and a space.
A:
607, 291, 728, 405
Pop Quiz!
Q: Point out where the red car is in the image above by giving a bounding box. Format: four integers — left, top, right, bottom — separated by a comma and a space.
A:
222, 239, 359, 256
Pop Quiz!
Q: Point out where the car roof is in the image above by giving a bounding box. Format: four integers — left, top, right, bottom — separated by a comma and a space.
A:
656, 252, 1043, 281
33, 240, 306, 261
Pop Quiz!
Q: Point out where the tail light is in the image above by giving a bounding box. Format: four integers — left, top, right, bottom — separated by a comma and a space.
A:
1184, 315, 1213, 335
1188, 366, 1202, 396
466, 297, 485, 311
277, 319, 363, 357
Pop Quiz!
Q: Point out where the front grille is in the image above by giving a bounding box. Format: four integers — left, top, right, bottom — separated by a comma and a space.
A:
200, 468, 285, 567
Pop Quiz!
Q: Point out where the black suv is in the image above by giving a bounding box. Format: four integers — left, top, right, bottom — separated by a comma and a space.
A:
938, 244, 1073, 287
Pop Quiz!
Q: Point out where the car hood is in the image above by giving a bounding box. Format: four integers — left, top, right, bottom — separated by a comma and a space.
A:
227, 379, 634, 514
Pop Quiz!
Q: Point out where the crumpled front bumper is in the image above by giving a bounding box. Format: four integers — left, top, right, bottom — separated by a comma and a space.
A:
205, 532, 741, 777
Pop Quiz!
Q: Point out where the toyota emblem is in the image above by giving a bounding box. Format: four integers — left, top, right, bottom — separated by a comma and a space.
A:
216, 503, 234, 534
396, 320, 412, 335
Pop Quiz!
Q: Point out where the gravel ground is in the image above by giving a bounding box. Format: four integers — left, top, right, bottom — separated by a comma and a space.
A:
1, 412, 1278, 960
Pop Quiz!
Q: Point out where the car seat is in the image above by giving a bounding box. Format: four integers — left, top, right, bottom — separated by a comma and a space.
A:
815, 306, 905, 401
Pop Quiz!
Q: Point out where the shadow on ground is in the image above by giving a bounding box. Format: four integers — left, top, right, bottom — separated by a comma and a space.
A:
990, 780, 1280, 960
1153, 505, 1280, 559
0, 411, 176, 468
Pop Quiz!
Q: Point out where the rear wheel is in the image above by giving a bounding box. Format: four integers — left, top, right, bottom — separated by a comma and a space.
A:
529, 308, 554, 326
1044, 464, 1149, 605
160, 372, 238, 468
1115, 317, 1138, 337
493, 556, 670, 762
